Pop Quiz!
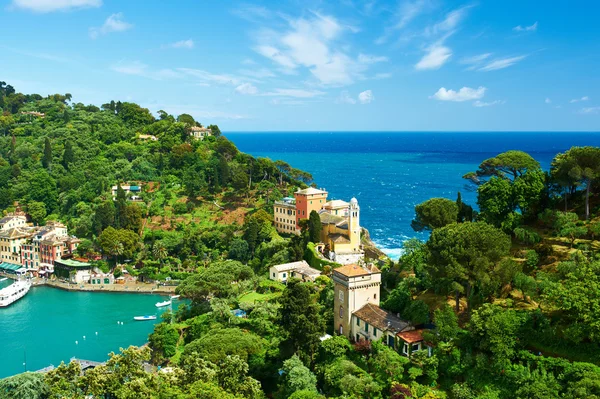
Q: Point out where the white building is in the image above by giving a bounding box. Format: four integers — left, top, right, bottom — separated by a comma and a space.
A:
269, 260, 321, 282
190, 126, 212, 140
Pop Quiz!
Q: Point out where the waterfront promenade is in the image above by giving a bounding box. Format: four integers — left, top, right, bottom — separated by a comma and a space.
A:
0, 272, 176, 294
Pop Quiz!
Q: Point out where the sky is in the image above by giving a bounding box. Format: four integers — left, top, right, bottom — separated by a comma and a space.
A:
1, 0, 599, 131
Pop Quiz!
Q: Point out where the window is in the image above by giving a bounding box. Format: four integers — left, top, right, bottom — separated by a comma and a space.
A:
339, 324, 343, 335
402, 343, 409, 355
411, 343, 421, 352
374, 293, 377, 300
339, 290, 344, 301
272, 272, 275, 278
365, 323, 369, 333
282, 273, 287, 278
356, 318, 360, 326
356, 334, 361, 342
339, 305, 343, 318
373, 328, 377, 337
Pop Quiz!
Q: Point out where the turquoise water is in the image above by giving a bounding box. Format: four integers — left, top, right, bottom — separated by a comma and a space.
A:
227, 132, 600, 258
0, 279, 171, 378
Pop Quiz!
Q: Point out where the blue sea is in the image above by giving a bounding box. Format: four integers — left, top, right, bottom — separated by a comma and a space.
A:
226, 132, 600, 259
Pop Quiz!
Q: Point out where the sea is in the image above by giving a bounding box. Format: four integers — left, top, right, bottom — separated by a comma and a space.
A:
2, 132, 600, 378
0, 278, 170, 378
226, 132, 600, 259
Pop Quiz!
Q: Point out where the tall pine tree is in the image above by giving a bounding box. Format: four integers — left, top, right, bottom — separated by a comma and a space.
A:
42, 137, 52, 170
62, 141, 74, 170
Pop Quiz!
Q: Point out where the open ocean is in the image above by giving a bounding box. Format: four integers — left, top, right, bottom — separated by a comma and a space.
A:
226, 132, 600, 259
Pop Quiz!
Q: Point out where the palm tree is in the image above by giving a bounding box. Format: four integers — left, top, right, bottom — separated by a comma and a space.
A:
109, 242, 124, 267
153, 242, 168, 266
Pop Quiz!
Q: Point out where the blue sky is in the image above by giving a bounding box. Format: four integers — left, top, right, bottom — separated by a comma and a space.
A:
1, 0, 599, 131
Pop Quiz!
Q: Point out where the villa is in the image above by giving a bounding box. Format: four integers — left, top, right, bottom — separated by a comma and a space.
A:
111, 184, 142, 201
0, 215, 27, 230
190, 126, 212, 140
269, 260, 321, 282
333, 263, 431, 357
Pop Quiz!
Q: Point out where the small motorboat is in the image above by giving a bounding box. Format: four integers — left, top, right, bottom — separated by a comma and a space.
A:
155, 300, 172, 308
170, 295, 180, 300
0, 277, 8, 282
133, 315, 157, 321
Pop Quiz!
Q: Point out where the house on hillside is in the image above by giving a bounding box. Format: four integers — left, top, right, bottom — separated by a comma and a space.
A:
333, 262, 432, 357
190, 126, 212, 140
111, 184, 142, 201
0, 215, 27, 230
269, 260, 321, 282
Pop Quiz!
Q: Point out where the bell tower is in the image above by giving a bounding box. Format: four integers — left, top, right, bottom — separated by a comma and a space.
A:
349, 197, 361, 253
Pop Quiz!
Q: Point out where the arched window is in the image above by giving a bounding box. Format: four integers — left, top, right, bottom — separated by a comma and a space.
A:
339, 305, 343, 318
339, 324, 343, 335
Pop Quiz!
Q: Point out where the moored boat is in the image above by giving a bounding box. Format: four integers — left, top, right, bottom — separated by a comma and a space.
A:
0, 279, 32, 307
170, 295, 180, 300
133, 315, 157, 321
155, 300, 172, 308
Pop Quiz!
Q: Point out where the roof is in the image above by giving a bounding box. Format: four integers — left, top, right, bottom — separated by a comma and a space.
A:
190, 126, 212, 132
0, 262, 22, 272
292, 265, 321, 279
334, 263, 380, 278
271, 260, 310, 272
55, 259, 91, 268
274, 200, 295, 208
319, 213, 346, 225
397, 329, 426, 344
0, 227, 33, 240
323, 199, 349, 208
353, 303, 411, 334
0, 215, 25, 224
295, 187, 327, 196
329, 233, 351, 243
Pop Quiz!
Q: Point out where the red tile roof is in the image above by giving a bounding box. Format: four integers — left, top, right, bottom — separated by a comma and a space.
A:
397, 329, 426, 344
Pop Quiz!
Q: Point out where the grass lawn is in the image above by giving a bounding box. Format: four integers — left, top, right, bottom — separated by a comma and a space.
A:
238, 291, 282, 304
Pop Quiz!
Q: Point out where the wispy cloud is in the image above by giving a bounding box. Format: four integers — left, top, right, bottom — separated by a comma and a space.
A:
336, 91, 356, 104
579, 106, 600, 115
375, 0, 431, 45
545, 98, 552, 104
478, 55, 527, 71
11, 0, 101, 13
358, 53, 388, 64
262, 88, 326, 98
89, 13, 133, 39
359, 90, 374, 104
460, 52, 491, 70
177, 68, 246, 86
473, 100, 505, 107
431, 86, 486, 102
165, 39, 194, 49
235, 83, 258, 95
238, 68, 275, 79
513, 22, 538, 32
415, 44, 452, 70
570, 96, 589, 103
111, 61, 183, 80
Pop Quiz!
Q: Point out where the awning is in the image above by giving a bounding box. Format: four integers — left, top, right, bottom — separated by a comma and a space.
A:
0, 262, 22, 272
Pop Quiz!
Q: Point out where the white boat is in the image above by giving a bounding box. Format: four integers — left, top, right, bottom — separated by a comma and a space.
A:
133, 315, 157, 321
155, 300, 172, 308
0, 277, 7, 282
170, 295, 180, 300
0, 280, 32, 307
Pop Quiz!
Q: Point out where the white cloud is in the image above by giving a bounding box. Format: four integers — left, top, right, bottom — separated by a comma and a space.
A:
358, 53, 388, 64
336, 91, 356, 104
473, 100, 505, 107
89, 13, 133, 39
178, 68, 245, 86
545, 98, 552, 104
252, 12, 364, 86
235, 83, 258, 95
262, 88, 325, 98
513, 22, 538, 32
579, 107, 600, 115
358, 90, 374, 104
375, 0, 431, 44
478, 55, 527, 71
11, 0, 101, 12
415, 44, 452, 70
169, 39, 194, 49
460, 53, 491, 70
570, 96, 589, 103
426, 5, 472, 36
431, 86, 486, 102
239, 68, 275, 79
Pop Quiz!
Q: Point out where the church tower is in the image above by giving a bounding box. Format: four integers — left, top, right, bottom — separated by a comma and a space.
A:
349, 197, 361, 253
332, 263, 381, 338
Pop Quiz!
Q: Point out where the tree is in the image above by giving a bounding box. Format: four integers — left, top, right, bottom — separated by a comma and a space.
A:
279, 279, 325, 362
27, 201, 46, 225
308, 210, 322, 243
456, 192, 474, 222
0, 372, 50, 399
42, 137, 52, 170
228, 238, 250, 262
425, 222, 511, 313
280, 355, 318, 397
148, 322, 179, 364
177, 113, 196, 126
432, 304, 460, 343
555, 212, 587, 247
62, 141, 74, 170
411, 198, 458, 231
476, 177, 514, 228
463, 150, 540, 185
208, 124, 221, 137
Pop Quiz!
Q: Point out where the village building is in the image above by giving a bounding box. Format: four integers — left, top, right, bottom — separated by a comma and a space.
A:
137, 134, 158, 141
53, 258, 93, 284
333, 263, 431, 357
273, 188, 364, 265
111, 184, 142, 201
0, 215, 27, 230
0, 227, 34, 266
190, 126, 212, 140
269, 260, 321, 282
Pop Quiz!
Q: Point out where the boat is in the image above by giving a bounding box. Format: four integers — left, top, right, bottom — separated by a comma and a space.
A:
0, 277, 7, 282
155, 300, 172, 308
133, 315, 157, 321
0, 279, 32, 307
170, 295, 180, 300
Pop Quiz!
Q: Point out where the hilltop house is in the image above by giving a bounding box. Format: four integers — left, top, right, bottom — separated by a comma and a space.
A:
190, 126, 212, 140
273, 188, 364, 265
333, 263, 431, 357
0, 215, 27, 230
111, 184, 142, 201
269, 260, 321, 282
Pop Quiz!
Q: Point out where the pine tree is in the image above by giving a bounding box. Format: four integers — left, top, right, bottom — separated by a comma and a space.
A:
62, 141, 74, 169
308, 210, 322, 243
42, 137, 52, 170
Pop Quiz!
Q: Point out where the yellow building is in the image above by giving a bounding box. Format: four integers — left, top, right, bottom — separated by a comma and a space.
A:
319, 197, 363, 264
273, 197, 297, 234
0, 227, 33, 266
